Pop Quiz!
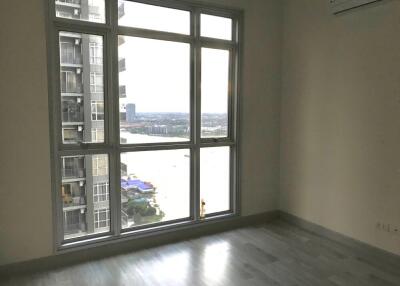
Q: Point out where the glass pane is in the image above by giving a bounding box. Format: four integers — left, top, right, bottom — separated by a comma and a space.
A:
200, 147, 230, 215
121, 149, 190, 229
118, 1, 190, 35
201, 14, 232, 40
118, 36, 190, 144
59, 32, 105, 144
201, 48, 230, 138
55, 0, 105, 23
61, 154, 110, 240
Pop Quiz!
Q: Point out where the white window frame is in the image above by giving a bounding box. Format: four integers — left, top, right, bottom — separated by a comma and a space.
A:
60, 41, 77, 64
89, 72, 103, 93
56, 11, 73, 18
94, 208, 110, 229
60, 70, 77, 93
91, 128, 104, 143
93, 182, 109, 202
63, 127, 82, 143
89, 13, 102, 22
48, 0, 242, 251
92, 154, 108, 176
91, 100, 104, 121
89, 42, 103, 65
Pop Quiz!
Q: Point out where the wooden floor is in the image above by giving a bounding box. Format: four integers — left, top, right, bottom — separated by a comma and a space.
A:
2, 220, 400, 286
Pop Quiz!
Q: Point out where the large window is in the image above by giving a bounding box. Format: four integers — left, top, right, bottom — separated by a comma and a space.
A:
118, 36, 190, 144
49, 0, 241, 248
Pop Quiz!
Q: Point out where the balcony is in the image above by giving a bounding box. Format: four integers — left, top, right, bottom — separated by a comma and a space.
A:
63, 135, 83, 144
64, 223, 82, 236
120, 112, 127, 122
63, 127, 83, 144
63, 208, 87, 238
119, 85, 126, 98
119, 58, 126, 72
57, 0, 81, 4
121, 163, 128, 176
61, 86, 83, 94
118, 36, 126, 46
121, 209, 129, 227
60, 55, 82, 66
118, 2, 125, 19
56, 0, 81, 8
89, 6, 101, 15
62, 168, 85, 180
60, 68, 83, 94
62, 111, 84, 123
63, 195, 86, 208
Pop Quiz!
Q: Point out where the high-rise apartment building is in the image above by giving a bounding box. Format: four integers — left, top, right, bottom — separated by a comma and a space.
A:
57, 0, 111, 239
126, 103, 136, 123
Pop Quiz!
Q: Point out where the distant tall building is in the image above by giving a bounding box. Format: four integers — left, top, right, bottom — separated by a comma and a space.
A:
126, 103, 136, 123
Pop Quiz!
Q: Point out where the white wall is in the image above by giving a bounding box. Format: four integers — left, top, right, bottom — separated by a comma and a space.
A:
281, 0, 400, 255
0, 0, 282, 265
0, 0, 53, 267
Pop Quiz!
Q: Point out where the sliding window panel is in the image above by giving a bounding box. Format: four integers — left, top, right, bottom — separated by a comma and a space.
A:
59, 32, 105, 144
61, 154, 110, 240
118, 36, 190, 144
55, 0, 105, 23
200, 147, 230, 215
201, 48, 230, 139
118, 1, 190, 35
121, 149, 190, 229
201, 14, 232, 41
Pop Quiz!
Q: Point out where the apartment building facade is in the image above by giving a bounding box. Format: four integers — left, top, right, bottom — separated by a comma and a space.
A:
57, 0, 116, 239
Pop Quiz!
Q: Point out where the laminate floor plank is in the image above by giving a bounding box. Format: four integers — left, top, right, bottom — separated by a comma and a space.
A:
1, 220, 399, 286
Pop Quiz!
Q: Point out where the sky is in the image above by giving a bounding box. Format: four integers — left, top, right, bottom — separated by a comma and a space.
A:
118, 1, 231, 114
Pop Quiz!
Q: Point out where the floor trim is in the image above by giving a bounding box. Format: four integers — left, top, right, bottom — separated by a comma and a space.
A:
279, 211, 400, 266
0, 211, 278, 278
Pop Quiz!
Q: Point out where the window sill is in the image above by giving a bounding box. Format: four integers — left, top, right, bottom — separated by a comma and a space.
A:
57, 212, 238, 253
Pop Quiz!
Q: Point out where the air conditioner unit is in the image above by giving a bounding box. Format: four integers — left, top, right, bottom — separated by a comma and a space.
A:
330, 0, 383, 14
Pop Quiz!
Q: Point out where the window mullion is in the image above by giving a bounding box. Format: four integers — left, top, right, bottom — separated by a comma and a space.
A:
117, 26, 193, 44
193, 9, 201, 221
227, 47, 235, 141
231, 17, 241, 215
51, 24, 69, 248
109, 0, 121, 237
